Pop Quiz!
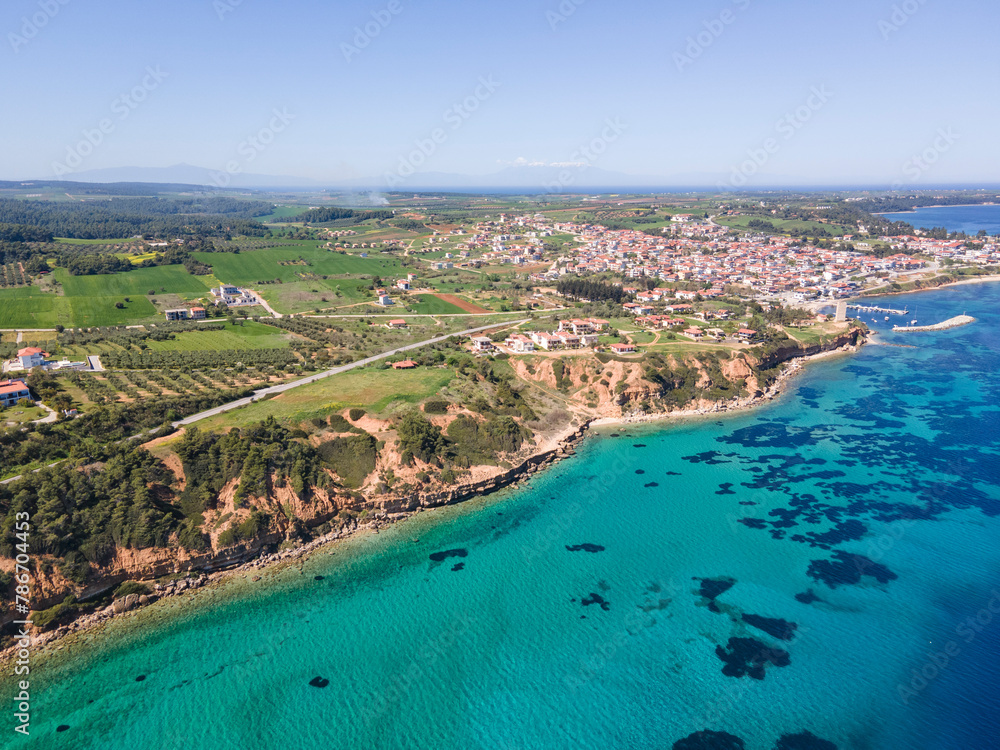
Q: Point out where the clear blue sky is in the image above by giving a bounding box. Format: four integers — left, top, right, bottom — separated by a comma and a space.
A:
2, 0, 998, 186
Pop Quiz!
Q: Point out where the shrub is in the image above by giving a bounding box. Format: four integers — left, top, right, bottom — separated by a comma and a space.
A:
318, 433, 378, 487
423, 399, 450, 414
348, 408, 366, 421
114, 580, 151, 599
327, 414, 353, 432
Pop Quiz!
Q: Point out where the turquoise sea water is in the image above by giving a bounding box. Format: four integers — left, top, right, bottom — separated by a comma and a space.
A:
879, 204, 1000, 235
6, 283, 1000, 750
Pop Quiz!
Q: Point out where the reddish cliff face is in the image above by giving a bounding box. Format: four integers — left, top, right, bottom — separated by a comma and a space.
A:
750, 327, 866, 370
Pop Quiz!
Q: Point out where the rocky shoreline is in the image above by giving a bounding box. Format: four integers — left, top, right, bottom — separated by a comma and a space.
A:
1, 331, 866, 662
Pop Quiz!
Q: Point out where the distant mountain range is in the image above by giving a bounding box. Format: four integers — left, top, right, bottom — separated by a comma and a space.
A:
33, 163, 991, 194
46, 162, 737, 192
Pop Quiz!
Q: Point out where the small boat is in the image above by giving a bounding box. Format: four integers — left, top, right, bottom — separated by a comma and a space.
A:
884, 316, 889, 321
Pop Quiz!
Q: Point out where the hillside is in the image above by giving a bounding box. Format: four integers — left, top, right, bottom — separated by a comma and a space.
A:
0, 322, 865, 639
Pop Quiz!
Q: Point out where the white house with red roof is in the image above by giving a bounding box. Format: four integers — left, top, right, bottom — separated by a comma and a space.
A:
17, 347, 46, 369
0, 379, 31, 407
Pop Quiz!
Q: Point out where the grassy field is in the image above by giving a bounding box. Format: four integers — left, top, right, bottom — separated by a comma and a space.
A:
715, 215, 852, 236
0, 265, 217, 328
193, 245, 403, 286
257, 205, 311, 222
0, 286, 60, 327
196, 366, 455, 430
56, 266, 212, 298
141, 321, 294, 351
400, 295, 470, 314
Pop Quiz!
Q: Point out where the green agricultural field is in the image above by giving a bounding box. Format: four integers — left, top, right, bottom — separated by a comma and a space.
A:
715, 215, 851, 236
65, 295, 158, 327
257, 205, 311, 222
0, 286, 61, 328
56, 266, 212, 298
193, 245, 403, 287
142, 321, 294, 351
398, 295, 468, 315
197, 366, 455, 430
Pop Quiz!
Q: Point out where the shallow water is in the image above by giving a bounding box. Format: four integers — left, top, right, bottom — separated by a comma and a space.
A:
6, 283, 1000, 750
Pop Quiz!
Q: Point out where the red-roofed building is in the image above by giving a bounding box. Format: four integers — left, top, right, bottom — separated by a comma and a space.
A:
391, 359, 418, 370
17, 347, 45, 369
0, 379, 30, 407
610, 343, 636, 354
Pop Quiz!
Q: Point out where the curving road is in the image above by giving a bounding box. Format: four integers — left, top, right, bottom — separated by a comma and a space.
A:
171, 319, 528, 428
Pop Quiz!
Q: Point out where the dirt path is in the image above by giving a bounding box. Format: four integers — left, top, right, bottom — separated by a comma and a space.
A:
431, 293, 490, 314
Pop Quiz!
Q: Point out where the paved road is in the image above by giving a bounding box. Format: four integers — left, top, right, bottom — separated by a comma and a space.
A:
172, 319, 528, 428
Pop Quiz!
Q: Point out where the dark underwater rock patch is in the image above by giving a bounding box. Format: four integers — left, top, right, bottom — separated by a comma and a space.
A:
794, 589, 822, 605
57, 725, 70, 733
314, 575, 325, 581
429, 548, 468, 562
807, 551, 897, 588
135, 675, 146, 682
633, 443, 647, 448
718, 423, 820, 450
791, 519, 867, 549
683, 451, 734, 465
741, 613, 797, 640
715, 483, 736, 495
715, 637, 790, 679
666, 471, 682, 476
645, 481, 660, 488
566, 544, 605, 553
581, 593, 611, 611
636, 469, 646, 474
673, 729, 746, 749
697, 577, 736, 600
738, 518, 768, 529
774, 730, 838, 749
309, 676, 330, 688
451, 563, 465, 572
